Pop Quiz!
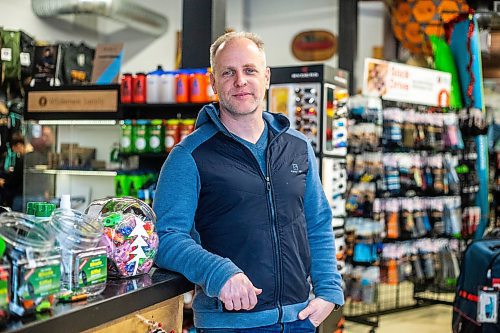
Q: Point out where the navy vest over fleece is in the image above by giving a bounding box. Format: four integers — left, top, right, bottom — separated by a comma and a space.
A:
192, 129, 311, 311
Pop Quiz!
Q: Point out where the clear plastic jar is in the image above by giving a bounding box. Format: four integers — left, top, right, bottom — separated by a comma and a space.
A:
49, 209, 106, 298
85, 197, 157, 278
0, 212, 60, 316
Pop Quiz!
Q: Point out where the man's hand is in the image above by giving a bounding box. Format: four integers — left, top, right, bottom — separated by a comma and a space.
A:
219, 273, 262, 311
298, 298, 335, 327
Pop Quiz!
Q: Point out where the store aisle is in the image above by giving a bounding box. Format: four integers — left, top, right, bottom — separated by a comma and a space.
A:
344, 304, 452, 333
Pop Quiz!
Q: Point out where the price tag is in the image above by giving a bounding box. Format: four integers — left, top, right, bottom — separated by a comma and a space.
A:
20, 52, 31, 66
1, 48, 12, 62
478, 288, 498, 323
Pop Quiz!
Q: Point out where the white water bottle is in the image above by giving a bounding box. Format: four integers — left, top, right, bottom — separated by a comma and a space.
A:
146, 65, 163, 104
159, 71, 176, 103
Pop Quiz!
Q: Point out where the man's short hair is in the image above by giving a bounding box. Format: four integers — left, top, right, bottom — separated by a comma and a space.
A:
210, 31, 266, 69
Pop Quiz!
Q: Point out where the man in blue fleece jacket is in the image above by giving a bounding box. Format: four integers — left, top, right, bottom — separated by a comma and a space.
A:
153, 31, 344, 332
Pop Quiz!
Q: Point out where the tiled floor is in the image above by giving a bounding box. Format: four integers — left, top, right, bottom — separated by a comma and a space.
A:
343, 304, 453, 333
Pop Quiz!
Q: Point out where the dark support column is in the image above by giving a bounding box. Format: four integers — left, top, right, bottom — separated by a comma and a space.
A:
181, 0, 226, 68
338, 0, 358, 94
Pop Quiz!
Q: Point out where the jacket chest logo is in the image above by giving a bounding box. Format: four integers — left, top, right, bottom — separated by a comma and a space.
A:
291, 163, 302, 174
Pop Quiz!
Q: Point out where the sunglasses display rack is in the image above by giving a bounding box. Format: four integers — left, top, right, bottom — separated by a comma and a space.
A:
341, 96, 469, 331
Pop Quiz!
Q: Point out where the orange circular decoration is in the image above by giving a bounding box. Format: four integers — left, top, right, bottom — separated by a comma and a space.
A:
395, 2, 412, 24
390, 0, 469, 56
412, 0, 436, 23
405, 22, 424, 43
392, 24, 404, 40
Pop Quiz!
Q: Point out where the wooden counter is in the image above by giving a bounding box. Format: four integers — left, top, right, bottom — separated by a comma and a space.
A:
1, 268, 193, 333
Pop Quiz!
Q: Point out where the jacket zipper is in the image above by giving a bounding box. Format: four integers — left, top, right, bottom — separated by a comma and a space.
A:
222, 126, 286, 322
265, 152, 283, 323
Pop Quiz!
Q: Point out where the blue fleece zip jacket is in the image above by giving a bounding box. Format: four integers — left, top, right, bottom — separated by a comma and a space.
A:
153, 104, 344, 328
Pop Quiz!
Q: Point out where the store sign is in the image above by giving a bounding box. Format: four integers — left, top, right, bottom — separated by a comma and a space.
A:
362, 58, 451, 107
27, 89, 118, 113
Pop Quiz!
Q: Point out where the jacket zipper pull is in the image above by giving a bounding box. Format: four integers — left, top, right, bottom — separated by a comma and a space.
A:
266, 177, 271, 191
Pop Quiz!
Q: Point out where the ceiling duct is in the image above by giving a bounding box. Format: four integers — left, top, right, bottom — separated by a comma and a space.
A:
31, 0, 168, 36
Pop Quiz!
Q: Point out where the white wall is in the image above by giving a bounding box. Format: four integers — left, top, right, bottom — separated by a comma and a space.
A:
0, 0, 386, 89
246, 0, 386, 92
0, 0, 183, 73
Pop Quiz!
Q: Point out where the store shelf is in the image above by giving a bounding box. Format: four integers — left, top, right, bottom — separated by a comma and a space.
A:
27, 168, 118, 177
120, 102, 208, 120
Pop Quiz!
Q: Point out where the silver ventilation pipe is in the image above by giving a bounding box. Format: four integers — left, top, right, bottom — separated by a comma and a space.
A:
32, 0, 168, 37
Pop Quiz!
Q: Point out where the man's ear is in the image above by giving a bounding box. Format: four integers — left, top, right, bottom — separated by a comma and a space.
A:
265, 67, 271, 90
210, 72, 217, 94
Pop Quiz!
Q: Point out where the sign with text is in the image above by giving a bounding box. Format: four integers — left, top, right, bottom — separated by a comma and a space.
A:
362, 58, 451, 107
27, 89, 118, 113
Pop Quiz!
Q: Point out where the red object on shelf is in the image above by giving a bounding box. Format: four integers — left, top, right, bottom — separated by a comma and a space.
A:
133, 73, 147, 104
121, 73, 133, 104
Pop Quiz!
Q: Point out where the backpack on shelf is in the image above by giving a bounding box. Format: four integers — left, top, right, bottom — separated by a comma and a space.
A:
452, 238, 500, 333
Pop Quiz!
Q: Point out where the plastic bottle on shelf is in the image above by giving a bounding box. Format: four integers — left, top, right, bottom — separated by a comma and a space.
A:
149, 119, 164, 154
120, 73, 133, 104
120, 120, 134, 154
132, 73, 147, 104
175, 69, 190, 103
133, 120, 149, 153
146, 66, 163, 104
165, 119, 180, 152
189, 68, 208, 103
159, 71, 176, 103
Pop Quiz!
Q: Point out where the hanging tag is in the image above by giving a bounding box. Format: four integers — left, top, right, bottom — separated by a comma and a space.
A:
477, 288, 498, 323
1, 48, 12, 61
77, 53, 85, 67
20, 52, 31, 67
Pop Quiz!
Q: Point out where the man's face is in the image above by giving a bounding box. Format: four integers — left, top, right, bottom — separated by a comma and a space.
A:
211, 38, 270, 117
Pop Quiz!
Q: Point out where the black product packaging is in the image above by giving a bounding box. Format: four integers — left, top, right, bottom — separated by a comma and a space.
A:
60, 42, 95, 85
32, 44, 61, 86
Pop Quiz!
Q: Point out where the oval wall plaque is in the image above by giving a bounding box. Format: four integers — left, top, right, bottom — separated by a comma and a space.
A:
292, 30, 337, 61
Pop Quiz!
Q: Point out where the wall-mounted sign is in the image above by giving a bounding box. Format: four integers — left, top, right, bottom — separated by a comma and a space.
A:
292, 30, 337, 61
362, 58, 451, 107
27, 89, 118, 113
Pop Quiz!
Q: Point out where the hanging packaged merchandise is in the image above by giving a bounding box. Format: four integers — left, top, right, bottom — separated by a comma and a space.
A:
383, 155, 400, 197
402, 111, 417, 149
19, 31, 35, 85
382, 108, 403, 148
437, 245, 460, 288
443, 197, 462, 238
444, 154, 461, 196
414, 199, 432, 236
0, 212, 61, 316
443, 113, 464, 150
60, 42, 95, 85
429, 155, 444, 195
429, 199, 445, 236
85, 197, 158, 278
32, 45, 61, 86
48, 208, 106, 300
385, 199, 400, 239
1, 30, 21, 80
